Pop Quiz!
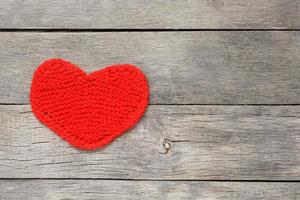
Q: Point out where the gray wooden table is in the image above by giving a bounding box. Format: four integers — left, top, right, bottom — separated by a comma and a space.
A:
0, 1, 300, 199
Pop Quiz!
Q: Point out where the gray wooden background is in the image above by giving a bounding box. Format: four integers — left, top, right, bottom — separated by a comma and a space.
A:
0, 1, 300, 199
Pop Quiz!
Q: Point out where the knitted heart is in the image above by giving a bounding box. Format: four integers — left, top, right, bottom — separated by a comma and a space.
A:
30, 59, 149, 150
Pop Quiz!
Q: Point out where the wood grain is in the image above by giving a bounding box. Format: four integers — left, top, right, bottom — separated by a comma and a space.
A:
0, 0, 299, 29
0, 105, 299, 180
0, 32, 299, 104
1, 180, 299, 200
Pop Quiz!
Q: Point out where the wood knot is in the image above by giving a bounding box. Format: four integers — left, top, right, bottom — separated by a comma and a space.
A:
159, 138, 171, 154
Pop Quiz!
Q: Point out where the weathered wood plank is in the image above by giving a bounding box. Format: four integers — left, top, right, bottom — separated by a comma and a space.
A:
0, 0, 299, 29
1, 180, 299, 200
0, 32, 299, 104
0, 105, 299, 180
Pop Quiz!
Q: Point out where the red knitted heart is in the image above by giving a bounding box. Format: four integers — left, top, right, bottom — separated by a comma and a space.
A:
30, 59, 149, 150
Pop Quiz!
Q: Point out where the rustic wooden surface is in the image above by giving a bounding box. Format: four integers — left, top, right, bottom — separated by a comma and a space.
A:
0, 105, 299, 180
0, 0, 299, 29
1, 180, 299, 200
0, 32, 299, 104
0, 1, 300, 199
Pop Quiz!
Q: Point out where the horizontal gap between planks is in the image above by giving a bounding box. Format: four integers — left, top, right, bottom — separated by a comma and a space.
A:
0, 29, 300, 32
0, 103, 299, 106
0, 178, 299, 182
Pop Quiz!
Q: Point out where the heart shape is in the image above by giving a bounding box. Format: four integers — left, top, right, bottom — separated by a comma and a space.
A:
30, 59, 149, 150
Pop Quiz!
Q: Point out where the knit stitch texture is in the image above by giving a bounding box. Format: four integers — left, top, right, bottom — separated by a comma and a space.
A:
30, 59, 149, 150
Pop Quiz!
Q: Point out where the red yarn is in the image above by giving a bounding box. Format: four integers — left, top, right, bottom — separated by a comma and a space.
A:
30, 59, 149, 150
